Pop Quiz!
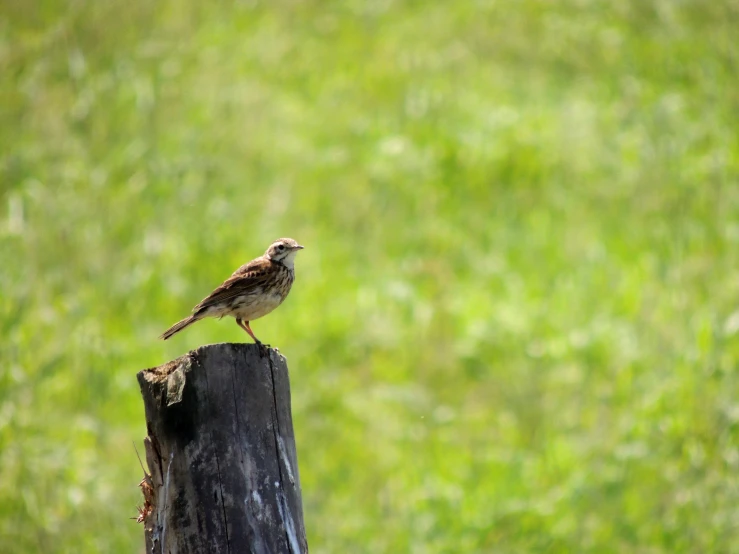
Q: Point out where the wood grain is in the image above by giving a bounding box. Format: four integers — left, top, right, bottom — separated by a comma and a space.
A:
137, 343, 308, 554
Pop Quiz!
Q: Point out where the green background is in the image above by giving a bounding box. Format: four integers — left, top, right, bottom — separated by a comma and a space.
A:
2, 0, 738, 552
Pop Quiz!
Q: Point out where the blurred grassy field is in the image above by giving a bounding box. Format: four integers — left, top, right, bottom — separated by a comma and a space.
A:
2, 0, 739, 552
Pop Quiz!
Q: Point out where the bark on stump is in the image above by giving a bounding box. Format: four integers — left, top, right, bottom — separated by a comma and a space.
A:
137, 343, 308, 554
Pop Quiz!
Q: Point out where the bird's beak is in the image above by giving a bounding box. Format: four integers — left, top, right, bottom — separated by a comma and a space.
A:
295, 245, 305, 250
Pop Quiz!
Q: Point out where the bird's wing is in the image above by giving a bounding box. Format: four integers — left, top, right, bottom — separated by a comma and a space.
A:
192, 258, 274, 313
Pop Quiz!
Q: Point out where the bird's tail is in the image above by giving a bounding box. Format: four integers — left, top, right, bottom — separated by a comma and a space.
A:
159, 315, 200, 340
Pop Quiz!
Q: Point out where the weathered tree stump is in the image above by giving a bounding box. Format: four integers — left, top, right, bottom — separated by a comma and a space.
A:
137, 343, 308, 554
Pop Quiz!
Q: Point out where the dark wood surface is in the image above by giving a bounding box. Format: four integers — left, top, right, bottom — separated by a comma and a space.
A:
137, 343, 308, 554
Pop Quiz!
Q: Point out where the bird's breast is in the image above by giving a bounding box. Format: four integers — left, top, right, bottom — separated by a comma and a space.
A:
230, 269, 294, 321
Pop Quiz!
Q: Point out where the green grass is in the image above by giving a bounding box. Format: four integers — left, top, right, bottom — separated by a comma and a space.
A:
2, 0, 738, 551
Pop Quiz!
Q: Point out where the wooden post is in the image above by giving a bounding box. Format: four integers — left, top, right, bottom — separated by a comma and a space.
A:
137, 343, 308, 554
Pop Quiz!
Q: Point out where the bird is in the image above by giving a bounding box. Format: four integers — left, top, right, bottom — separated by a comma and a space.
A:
159, 238, 304, 347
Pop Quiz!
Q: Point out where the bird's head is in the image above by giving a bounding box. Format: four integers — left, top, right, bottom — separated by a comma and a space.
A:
265, 238, 304, 268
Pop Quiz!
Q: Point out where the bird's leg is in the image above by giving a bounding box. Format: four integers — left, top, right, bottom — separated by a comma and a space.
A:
236, 318, 270, 355
245, 320, 271, 356
235, 318, 252, 339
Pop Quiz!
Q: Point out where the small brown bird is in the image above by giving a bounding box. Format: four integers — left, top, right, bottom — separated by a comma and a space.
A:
160, 238, 304, 345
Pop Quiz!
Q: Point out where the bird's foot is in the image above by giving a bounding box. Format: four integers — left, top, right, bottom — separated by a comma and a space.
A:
255, 341, 271, 357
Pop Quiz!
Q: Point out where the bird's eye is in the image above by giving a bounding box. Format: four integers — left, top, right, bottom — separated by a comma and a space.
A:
277, 244, 285, 250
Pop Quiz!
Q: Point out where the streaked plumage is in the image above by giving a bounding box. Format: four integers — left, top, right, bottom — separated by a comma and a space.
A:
159, 238, 304, 344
